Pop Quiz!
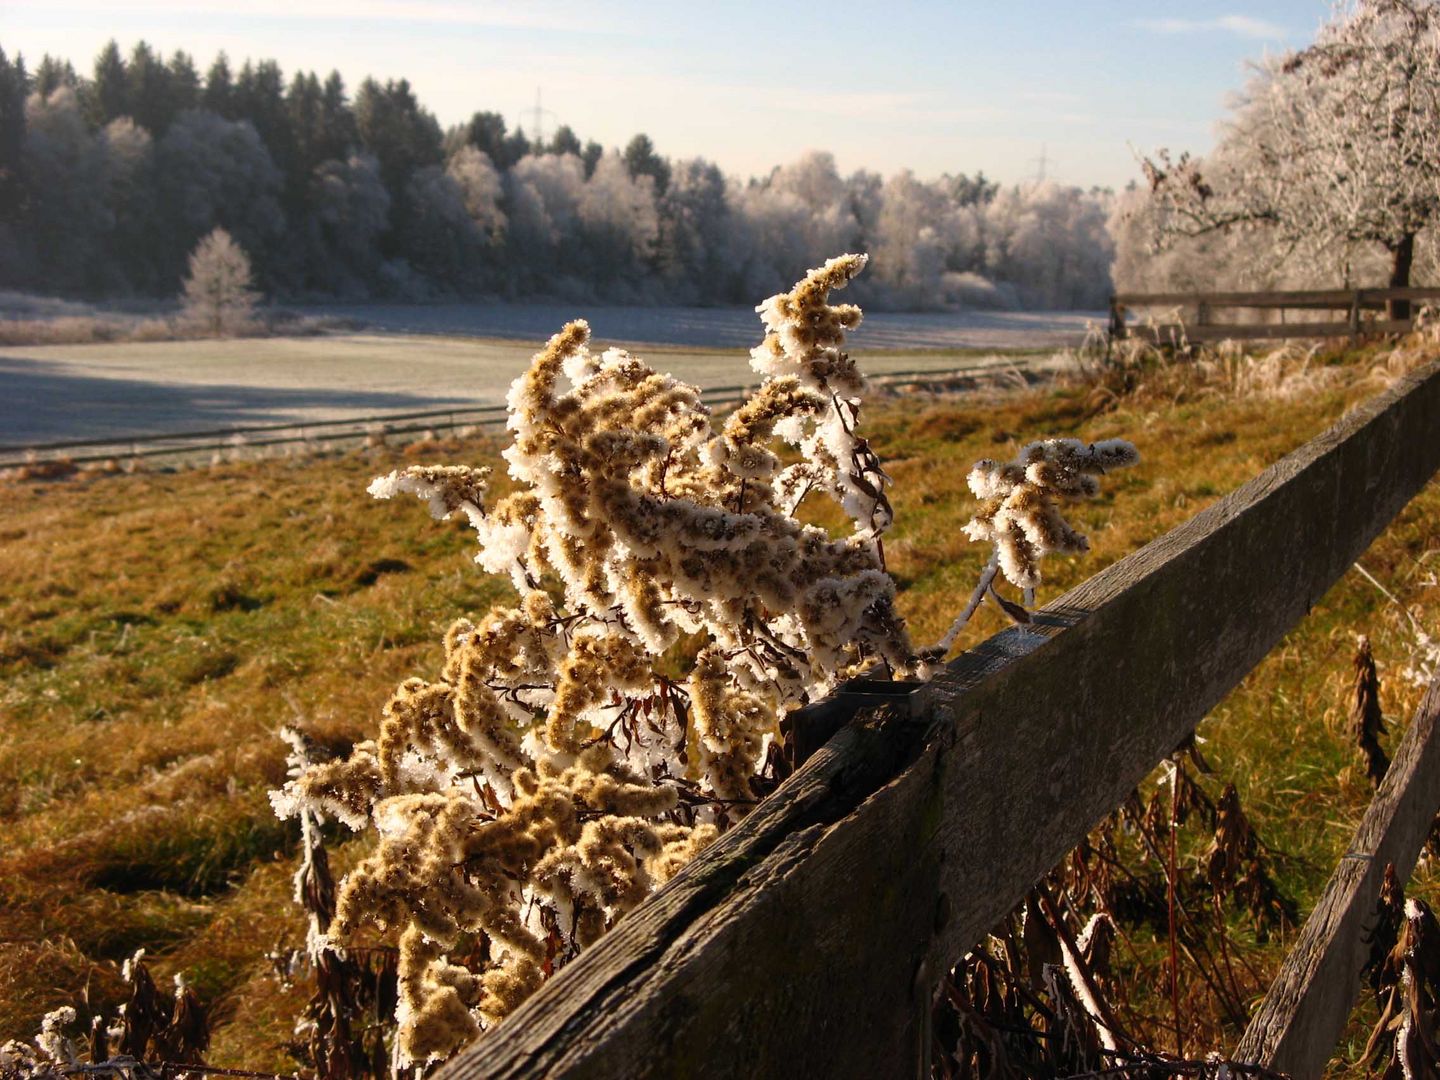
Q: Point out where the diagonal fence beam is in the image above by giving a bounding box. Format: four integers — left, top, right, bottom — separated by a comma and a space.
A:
1235, 674, 1440, 1078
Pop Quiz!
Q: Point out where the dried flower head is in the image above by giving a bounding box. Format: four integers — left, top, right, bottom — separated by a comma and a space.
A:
963, 438, 1139, 592
272, 256, 930, 1065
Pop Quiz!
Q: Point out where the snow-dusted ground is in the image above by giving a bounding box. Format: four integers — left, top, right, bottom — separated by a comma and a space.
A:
0, 304, 1095, 446
298, 302, 1103, 351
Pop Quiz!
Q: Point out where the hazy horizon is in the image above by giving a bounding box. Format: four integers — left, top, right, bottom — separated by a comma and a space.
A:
2, 0, 1332, 190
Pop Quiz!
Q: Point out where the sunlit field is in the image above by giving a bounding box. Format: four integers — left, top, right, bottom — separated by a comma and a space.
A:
3, 341, 1438, 1067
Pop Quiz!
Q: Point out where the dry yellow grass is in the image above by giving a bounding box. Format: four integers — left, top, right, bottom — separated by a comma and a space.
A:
1, 345, 1437, 1067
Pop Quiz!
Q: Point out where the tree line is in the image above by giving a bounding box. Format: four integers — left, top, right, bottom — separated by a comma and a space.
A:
0, 41, 1116, 311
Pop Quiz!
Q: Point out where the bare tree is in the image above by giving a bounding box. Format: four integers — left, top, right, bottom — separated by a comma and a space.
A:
1142, 0, 1440, 315
180, 226, 259, 334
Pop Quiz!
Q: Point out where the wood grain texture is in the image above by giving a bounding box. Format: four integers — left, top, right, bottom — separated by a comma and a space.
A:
1115, 287, 1440, 308
1234, 676, 1440, 1078
921, 359, 1440, 982
1124, 320, 1411, 344
441, 360, 1440, 1080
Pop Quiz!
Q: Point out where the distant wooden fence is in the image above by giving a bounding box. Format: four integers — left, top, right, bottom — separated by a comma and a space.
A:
1110, 286, 1440, 344
437, 358, 1440, 1080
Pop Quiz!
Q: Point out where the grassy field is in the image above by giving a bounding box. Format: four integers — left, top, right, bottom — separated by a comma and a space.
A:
2, 341, 1437, 1069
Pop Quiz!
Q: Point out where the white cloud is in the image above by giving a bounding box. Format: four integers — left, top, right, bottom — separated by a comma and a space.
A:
1137, 14, 1288, 39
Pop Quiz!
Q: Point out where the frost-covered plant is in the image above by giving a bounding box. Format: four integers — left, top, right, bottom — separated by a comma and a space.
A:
964, 438, 1137, 591
0, 953, 208, 1079
271, 255, 933, 1065
934, 437, 1138, 652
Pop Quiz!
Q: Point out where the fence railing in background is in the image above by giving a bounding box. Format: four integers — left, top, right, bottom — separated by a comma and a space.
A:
431, 359, 1440, 1079
0, 361, 1029, 472
1109, 286, 1440, 344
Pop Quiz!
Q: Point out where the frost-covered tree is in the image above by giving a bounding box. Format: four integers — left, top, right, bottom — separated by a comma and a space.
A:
985, 182, 1114, 309
869, 169, 959, 307
156, 108, 284, 284
1142, 0, 1440, 313
98, 116, 161, 291
577, 150, 659, 288
308, 152, 390, 294
504, 152, 586, 291
446, 145, 506, 242
181, 226, 259, 334
2, 38, 1125, 307
20, 87, 112, 291
401, 163, 495, 291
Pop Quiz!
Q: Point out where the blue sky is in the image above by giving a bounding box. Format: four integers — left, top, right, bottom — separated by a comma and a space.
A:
2, 0, 1333, 189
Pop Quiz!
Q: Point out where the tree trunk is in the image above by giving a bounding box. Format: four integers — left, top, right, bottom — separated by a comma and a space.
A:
1388, 232, 1415, 321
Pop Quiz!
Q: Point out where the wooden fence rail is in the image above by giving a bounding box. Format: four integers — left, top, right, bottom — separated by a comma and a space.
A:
1110, 286, 1440, 344
434, 357, 1440, 1079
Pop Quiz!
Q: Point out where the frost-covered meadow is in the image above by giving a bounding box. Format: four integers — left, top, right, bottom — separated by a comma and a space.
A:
295, 301, 1101, 350
0, 306, 1091, 445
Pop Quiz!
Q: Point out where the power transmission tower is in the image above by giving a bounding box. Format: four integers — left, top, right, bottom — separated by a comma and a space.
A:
1029, 144, 1049, 184
525, 86, 557, 147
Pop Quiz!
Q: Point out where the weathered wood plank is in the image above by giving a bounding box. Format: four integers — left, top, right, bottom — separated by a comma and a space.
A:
1233, 675, 1440, 1078
1115, 287, 1440, 309
1125, 320, 1411, 344
921, 357, 1440, 993
442, 359, 1440, 1080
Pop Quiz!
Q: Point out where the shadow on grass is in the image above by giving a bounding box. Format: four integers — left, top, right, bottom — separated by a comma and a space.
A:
0, 355, 477, 445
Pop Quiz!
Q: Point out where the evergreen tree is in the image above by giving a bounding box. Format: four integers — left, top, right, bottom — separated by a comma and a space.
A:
354, 76, 441, 193
32, 55, 77, 97
947, 171, 997, 206
166, 51, 200, 116
548, 124, 581, 157
234, 59, 290, 161
0, 48, 27, 220
126, 41, 174, 134
454, 110, 510, 167
581, 139, 603, 179
287, 71, 325, 179
203, 52, 234, 117
87, 40, 129, 128
319, 71, 356, 160
623, 132, 670, 195
501, 125, 531, 168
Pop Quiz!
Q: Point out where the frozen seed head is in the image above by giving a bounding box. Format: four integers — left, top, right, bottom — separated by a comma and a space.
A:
963, 438, 1139, 591
272, 256, 933, 1065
